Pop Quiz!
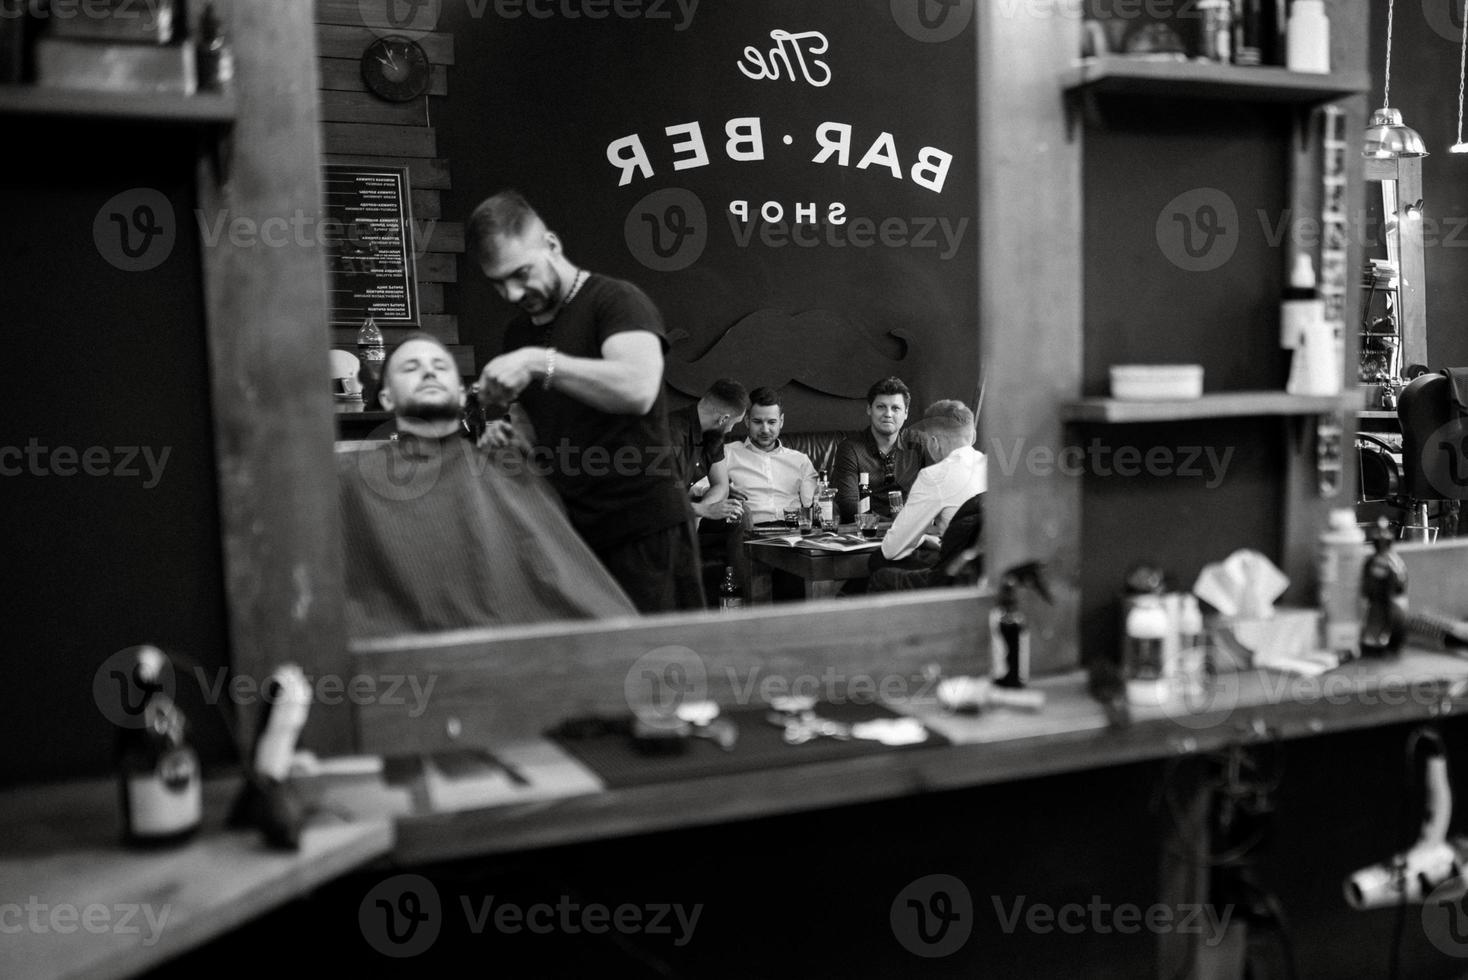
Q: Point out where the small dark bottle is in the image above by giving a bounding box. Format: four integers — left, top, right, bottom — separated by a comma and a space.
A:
718, 566, 743, 611
1232, 0, 1265, 65
196, 2, 234, 92
116, 647, 202, 847
991, 562, 1053, 689
1359, 517, 1408, 658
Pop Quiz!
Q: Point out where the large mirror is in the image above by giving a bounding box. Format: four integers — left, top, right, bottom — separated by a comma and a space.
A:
328, 1, 990, 641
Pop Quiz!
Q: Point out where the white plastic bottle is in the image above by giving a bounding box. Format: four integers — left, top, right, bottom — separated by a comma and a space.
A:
1283, 254, 1338, 396
1286, 0, 1330, 74
1318, 508, 1368, 658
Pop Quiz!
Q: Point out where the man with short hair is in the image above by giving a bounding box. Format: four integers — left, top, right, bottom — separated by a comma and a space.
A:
724, 386, 818, 525
337, 333, 637, 636
665, 379, 749, 524
879, 400, 986, 562
468, 190, 702, 613
831, 376, 924, 522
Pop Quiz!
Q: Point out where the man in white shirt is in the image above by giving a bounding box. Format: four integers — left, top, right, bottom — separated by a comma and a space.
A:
880, 400, 986, 562
724, 387, 818, 524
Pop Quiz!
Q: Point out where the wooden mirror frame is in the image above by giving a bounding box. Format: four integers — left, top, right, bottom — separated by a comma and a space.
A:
227, 6, 1091, 755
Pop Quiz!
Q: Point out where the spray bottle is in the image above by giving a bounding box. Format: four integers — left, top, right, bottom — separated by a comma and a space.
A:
990, 562, 1053, 689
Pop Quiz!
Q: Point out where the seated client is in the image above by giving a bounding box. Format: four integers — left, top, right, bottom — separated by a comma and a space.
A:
337, 333, 636, 636
876, 399, 986, 565
724, 386, 818, 524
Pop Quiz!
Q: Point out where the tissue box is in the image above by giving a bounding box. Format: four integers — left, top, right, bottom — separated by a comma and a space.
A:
1219, 607, 1338, 675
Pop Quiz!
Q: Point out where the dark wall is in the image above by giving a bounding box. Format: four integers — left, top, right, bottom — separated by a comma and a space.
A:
0, 122, 234, 786
437, 0, 979, 429
1080, 101, 1294, 658
1373, 1, 1468, 371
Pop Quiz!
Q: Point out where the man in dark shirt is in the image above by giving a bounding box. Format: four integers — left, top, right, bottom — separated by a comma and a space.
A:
665, 379, 749, 525
337, 333, 637, 636
469, 190, 703, 613
831, 376, 924, 521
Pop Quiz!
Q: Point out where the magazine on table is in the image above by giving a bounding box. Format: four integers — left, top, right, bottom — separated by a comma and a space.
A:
751, 531, 881, 553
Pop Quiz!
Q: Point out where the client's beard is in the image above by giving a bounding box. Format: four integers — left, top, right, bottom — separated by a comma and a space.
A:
397, 398, 462, 423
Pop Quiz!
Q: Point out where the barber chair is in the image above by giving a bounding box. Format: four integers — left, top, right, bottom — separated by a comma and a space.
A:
1395, 369, 1468, 541
1354, 432, 1404, 531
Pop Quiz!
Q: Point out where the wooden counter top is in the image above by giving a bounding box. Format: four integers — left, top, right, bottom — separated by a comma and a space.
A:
357, 649, 1468, 865
0, 776, 394, 980
10, 650, 1463, 976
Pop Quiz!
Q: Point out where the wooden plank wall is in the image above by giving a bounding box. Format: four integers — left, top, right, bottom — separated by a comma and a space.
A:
313, 0, 470, 370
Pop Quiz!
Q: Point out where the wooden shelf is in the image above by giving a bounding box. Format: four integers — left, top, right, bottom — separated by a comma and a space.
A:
1062, 390, 1359, 423
1063, 59, 1370, 104
0, 84, 236, 124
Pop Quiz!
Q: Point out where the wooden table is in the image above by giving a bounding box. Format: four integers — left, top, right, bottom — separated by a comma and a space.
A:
0, 773, 395, 980
743, 537, 881, 601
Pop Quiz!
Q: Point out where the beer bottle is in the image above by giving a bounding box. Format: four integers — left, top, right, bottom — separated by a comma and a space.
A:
718, 566, 744, 611
116, 646, 202, 848
857, 472, 871, 516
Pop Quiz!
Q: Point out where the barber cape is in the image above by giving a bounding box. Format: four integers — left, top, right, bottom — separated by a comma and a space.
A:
337, 432, 637, 636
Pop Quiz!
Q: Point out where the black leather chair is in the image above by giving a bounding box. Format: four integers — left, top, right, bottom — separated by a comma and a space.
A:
1395, 369, 1468, 540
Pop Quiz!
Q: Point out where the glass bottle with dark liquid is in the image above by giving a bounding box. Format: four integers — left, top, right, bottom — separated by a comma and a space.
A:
116, 646, 202, 848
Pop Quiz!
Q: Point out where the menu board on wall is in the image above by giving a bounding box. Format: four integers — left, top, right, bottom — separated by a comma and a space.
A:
322, 165, 418, 326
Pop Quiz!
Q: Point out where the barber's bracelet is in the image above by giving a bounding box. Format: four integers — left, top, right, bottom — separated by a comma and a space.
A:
542, 347, 557, 391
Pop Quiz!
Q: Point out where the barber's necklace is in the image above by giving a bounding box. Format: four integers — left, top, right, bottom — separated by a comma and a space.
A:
531, 268, 588, 327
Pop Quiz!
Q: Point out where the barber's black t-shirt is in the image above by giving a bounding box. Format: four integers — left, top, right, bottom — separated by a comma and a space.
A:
502, 274, 689, 551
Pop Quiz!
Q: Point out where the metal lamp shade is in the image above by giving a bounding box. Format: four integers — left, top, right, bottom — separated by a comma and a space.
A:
1363, 107, 1430, 158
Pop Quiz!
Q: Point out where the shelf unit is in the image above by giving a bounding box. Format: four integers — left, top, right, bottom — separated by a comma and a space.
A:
1062, 390, 1360, 424
0, 84, 236, 125
1063, 58, 1370, 104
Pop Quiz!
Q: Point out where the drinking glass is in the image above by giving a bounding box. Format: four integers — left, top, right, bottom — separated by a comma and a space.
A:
783, 506, 800, 529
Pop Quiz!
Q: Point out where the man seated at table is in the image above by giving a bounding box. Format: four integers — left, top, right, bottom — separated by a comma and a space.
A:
337, 333, 637, 636
724, 386, 819, 525
869, 492, 984, 592
831, 376, 924, 522
665, 378, 748, 525
876, 399, 986, 566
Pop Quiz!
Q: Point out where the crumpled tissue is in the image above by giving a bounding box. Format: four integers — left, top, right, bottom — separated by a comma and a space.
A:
1193, 549, 1289, 620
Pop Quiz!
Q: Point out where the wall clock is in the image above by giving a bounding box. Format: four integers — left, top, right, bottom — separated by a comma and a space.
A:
360, 35, 430, 103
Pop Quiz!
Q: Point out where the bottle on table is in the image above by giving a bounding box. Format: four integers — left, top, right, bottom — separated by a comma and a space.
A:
856, 471, 877, 536
718, 565, 744, 611
1318, 508, 1368, 659
116, 646, 202, 848
356, 315, 385, 409
1123, 595, 1171, 707
816, 470, 837, 530
1360, 517, 1407, 658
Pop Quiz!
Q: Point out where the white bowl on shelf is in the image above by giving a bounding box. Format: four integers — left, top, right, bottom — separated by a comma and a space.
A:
1109, 364, 1203, 401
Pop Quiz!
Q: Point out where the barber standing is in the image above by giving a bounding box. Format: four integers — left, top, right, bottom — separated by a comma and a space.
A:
469, 190, 703, 613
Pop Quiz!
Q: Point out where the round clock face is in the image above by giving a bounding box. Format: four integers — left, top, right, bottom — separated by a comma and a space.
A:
361, 35, 430, 103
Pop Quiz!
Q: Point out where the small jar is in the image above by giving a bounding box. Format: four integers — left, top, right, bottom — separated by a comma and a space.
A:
1124, 595, 1171, 706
